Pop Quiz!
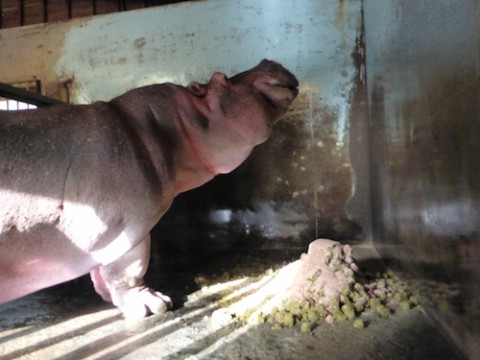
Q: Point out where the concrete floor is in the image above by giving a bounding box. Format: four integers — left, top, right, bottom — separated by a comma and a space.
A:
0, 284, 467, 360
0, 243, 468, 360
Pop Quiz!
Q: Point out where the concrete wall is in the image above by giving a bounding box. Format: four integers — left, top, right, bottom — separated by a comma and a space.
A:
364, 0, 480, 358
0, 0, 368, 243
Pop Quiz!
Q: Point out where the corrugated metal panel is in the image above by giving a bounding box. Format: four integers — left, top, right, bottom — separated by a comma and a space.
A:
0, 0, 189, 29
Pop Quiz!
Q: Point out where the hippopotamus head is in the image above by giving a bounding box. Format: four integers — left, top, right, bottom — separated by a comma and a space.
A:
181, 59, 298, 175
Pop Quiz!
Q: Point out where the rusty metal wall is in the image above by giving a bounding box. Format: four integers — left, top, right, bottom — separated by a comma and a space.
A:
0, 0, 185, 29
364, 0, 480, 358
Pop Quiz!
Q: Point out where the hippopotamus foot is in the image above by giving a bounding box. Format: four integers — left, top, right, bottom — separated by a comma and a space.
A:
112, 286, 172, 321
89, 236, 172, 320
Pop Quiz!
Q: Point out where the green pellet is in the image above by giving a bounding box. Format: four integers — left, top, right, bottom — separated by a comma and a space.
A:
394, 291, 408, 302
283, 313, 294, 327
341, 284, 351, 297
353, 318, 365, 329
376, 304, 390, 318
342, 303, 356, 320
354, 301, 365, 313
368, 298, 381, 308
301, 321, 313, 333
307, 309, 320, 323
333, 310, 347, 321
354, 283, 364, 292
409, 295, 419, 305
330, 298, 340, 312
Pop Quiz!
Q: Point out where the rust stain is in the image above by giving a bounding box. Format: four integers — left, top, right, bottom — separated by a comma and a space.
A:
336, 0, 345, 26
351, 0, 366, 85
345, 0, 369, 241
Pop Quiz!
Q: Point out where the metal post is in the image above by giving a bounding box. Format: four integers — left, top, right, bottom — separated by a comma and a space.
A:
20, 0, 25, 26
43, 0, 48, 22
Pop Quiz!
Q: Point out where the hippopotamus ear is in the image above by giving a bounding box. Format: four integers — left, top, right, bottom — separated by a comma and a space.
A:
187, 81, 207, 97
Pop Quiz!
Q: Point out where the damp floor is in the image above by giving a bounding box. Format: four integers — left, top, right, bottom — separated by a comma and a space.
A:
0, 240, 468, 360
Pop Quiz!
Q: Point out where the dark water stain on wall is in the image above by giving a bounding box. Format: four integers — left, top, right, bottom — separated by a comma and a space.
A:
249, 98, 360, 241
154, 89, 362, 251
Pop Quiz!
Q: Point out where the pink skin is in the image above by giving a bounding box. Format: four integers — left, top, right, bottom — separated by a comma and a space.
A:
0, 60, 298, 319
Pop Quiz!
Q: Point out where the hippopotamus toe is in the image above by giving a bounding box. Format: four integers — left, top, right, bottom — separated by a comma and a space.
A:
120, 287, 173, 322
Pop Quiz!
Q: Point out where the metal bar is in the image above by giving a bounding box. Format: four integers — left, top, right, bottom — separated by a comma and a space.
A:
0, 83, 63, 107
34, 79, 41, 94
44, 0, 48, 22
20, 0, 25, 26
0, 0, 3, 29
68, 0, 72, 19
93, 0, 97, 15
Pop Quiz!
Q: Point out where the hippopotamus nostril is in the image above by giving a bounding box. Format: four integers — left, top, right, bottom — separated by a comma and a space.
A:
258, 77, 299, 107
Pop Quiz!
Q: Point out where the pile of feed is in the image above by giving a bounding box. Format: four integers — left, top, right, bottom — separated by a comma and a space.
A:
203, 239, 418, 332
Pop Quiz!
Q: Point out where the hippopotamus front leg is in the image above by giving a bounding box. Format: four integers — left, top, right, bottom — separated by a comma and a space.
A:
90, 235, 172, 320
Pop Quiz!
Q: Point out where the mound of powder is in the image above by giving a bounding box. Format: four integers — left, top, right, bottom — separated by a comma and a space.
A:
206, 238, 418, 331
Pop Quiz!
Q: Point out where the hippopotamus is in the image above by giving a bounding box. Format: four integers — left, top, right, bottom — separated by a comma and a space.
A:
0, 60, 298, 319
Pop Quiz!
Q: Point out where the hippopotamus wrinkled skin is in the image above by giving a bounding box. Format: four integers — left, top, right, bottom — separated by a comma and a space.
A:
0, 60, 298, 319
